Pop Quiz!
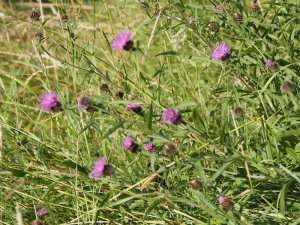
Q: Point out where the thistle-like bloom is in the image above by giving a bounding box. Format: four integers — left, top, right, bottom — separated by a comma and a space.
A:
40, 91, 60, 112
91, 157, 107, 179
112, 31, 134, 51
37, 208, 48, 217
191, 179, 202, 190
78, 97, 91, 111
211, 43, 231, 61
145, 142, 155, 152
162, 108, 182, 124
216, 5, 224, 13
219, 194, 233, 210
122, 136, 134, 150
126, 104, 142, 113
266, 59, 278, 72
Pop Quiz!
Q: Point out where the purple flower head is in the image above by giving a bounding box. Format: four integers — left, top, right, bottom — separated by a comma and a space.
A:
266, 59, 278, 72
112, 31, 134, 51
145, 142, 155, 152
211, 43, 231, 61
122, 136, 134, 150
216, 5, 224, 13
91, 157, 107, 179
266, 59, 273, 66
162, 108, 182, 124
126, 103, 142, 113
78, 97, 91, 111
219, 194, 227, 204
40, 91, 60, 112
219, 194, 233, 210
37, 208, 48, 217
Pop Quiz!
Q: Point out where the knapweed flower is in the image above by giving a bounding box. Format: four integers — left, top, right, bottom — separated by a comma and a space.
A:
112, 31, 134, 51
211, 43, 231, 61
122, 136, 139, 152
207, 22, 218, 33
191, 179, 202, 190
219, 194, 233, 210
251, 3, 261, 13
91, 157, 107, 179
40, 91, 61, 113
30, 10, 40, 21
145, 142, 155, 152
266, 59, 278, 72
126, 103, 142, 113
281, 81, 295, 93
216, 5, 225, 13
233, 13, 243, 23
162, 108, 182, 124
31, 220, 42, 225
164, 143, 176, 156
61, 14, 68, 22
37, 208, 48, 217
115, 90, 124, 99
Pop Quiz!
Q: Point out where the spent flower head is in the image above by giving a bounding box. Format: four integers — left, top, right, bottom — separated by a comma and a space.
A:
37, 208, 48, 217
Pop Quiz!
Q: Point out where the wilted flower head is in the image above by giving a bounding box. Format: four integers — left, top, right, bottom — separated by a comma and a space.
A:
251, 3, 261, 13
115, 90, 124, 99
164, 143, 176, 156
211, 43, 231, 61
126, 103, 142, 113
145, 142, 155, 152
233, 13, 243, 23
219, 194, 233, 210
191, 179, 202, 190
30, 10, 40, 21
35, 32, 43, 41
112, 31, 134, 51
207, 22, 218, 33
91, 157, 107, 179
216, 5, 225, 13
281, 81, 295, 93
78, 97, 91, 111
31, 220, 42, 225
61, 14, 68, 22
100, 83, 109, 92
37, 208, 48, 217
266, 59, 278, 72
162, 108, 182, 124
40, 91, 61, 113
233, 106, 244, 117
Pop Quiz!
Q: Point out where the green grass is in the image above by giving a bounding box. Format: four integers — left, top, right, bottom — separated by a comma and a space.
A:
0, 0, 300, 224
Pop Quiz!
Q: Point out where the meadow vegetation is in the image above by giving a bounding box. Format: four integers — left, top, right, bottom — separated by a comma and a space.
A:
0, 0, 300, 224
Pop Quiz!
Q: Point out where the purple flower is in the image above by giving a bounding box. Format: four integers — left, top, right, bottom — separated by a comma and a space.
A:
266, 59, 278, 72
162, 108, 182, 124
126, 104, 142, 113
91, 157, 107, 179
37, 208, 48, 217
219, 194, 233, 210
112, 31, 134, 51
40, 91, 60, 112
216, 5, 224, 13
78, 97, 91, 111
211, 43, 231, 61
122, 136, 135, 150
145, 142, 155, 152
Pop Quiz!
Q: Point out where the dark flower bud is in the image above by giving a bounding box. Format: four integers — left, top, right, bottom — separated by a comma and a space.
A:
61, 14, 68, 22
233, 107, 244, 117
281, 81, 295, 93
152, 8, 161, 16
103, 165, 114, 176
141, 2, 149, 10
233, 13, 243, 23
35, 32, 43, 41
30, 10, 40, 21
191, 179, 202, 190
31, 220, 42, 225
207, 22, 218, 32
100, 83, 109, 92
123, 40, 134, 51
251, 3, 261, 13
164, 144, 176, 156
115, 91, 124, 99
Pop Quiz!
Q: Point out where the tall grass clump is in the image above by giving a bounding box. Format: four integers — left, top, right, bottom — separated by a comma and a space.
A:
0, 0, 300, 224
